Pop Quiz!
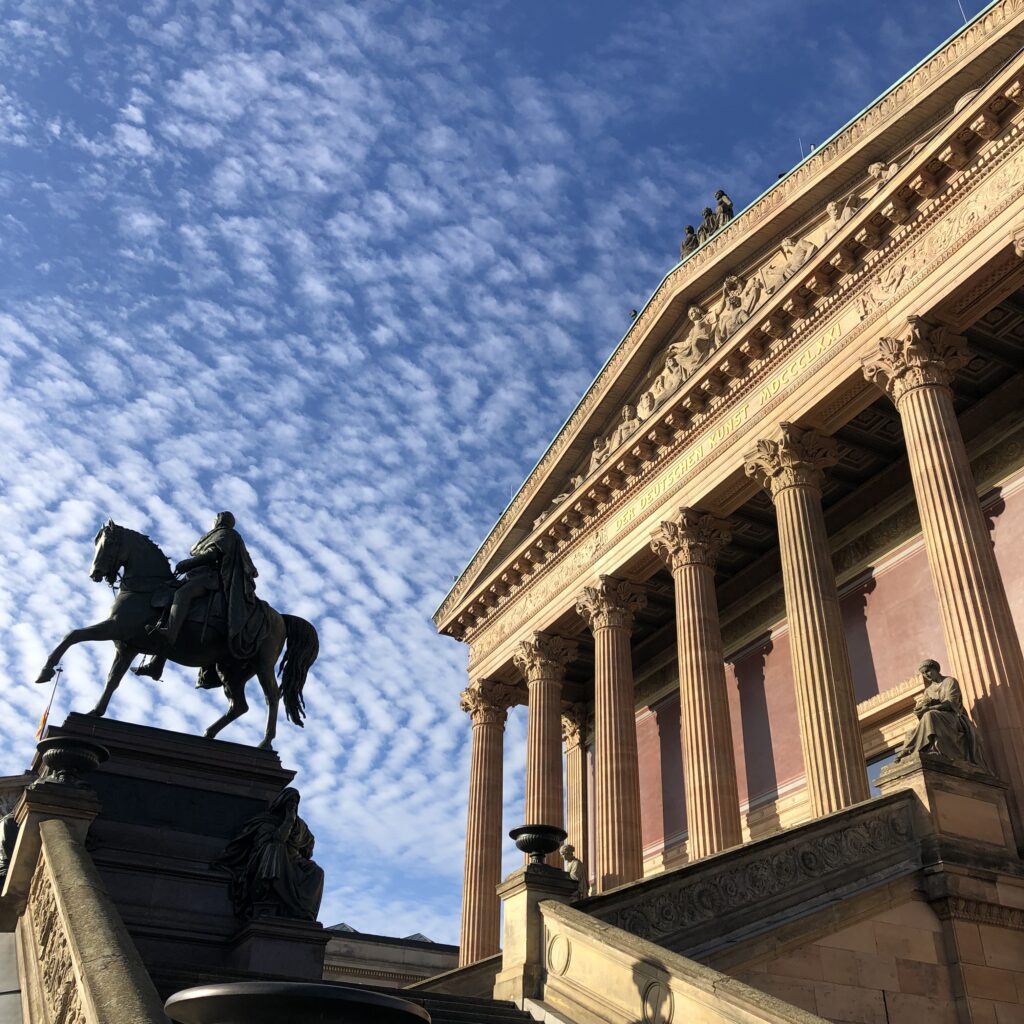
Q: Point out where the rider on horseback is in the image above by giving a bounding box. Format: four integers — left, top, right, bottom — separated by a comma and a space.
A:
137, 511, 267, 680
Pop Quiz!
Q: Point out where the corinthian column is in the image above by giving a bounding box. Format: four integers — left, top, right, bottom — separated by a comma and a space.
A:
562, 704, 589, 869
651, 509, 742, 860
745, 424, 870, 817
864, 316, 1024, 807
513, 634, 577, 841
459, 680, 517, 966
576, 577, 646, 892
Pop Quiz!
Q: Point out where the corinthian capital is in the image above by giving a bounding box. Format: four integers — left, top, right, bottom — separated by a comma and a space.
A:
460, 680, 519, 726
744, 422, 838, 498
862, 316, 968, 404
575, 576, 647, 632
561, 703, 588, 750
513, 633, 577, 684
651, 508, 731, 571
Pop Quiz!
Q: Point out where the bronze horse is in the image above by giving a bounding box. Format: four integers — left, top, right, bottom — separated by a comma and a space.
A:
34, 520, 318, 749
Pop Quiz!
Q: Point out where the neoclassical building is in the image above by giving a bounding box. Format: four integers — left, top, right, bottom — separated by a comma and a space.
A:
434, 3, 1024, 1012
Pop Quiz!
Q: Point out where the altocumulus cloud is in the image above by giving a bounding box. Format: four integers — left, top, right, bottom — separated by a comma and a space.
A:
0, 0, 990, 938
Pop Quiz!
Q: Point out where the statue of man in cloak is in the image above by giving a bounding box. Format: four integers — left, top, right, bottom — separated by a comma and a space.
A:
155, 511, 267, 661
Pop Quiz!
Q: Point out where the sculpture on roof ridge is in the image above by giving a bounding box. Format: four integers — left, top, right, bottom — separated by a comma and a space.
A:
680, 225, 699, 259
33, 515, 319, 750
714, 190, 734, 230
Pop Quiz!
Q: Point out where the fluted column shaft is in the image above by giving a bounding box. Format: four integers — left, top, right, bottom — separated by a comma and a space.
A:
746, 425, 871, 818
865, 317, 1024, 806
459, 682, 516, 966
577, 577, 646, 892
563, 705, 589, 867
514, 634, 576, 864
652, 510, 742, 860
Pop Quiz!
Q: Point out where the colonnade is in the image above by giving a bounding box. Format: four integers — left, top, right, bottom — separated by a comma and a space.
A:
456, 316, 1024, 965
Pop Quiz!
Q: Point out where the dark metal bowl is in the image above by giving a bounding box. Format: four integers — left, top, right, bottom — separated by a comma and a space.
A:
165, 982, 431, 1024
509, 823, 567, 863
34, 736, 109, 788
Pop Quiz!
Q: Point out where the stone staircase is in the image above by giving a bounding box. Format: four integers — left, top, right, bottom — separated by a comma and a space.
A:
392, 989, 537, 1024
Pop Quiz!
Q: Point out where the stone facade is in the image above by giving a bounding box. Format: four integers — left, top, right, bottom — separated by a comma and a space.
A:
440, 6, 1024, 1020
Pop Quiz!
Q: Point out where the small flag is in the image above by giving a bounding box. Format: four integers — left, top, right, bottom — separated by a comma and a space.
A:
36, 667, 61, 740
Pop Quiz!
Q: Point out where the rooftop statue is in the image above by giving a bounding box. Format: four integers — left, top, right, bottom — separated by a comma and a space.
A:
34, 515, 319, 750
894, 660, 987, 769
696, 207, 717, 244
215, 786, 324, 921
680, 225, 699, 259
0, 797, 17, 885
714, 190, 734, 230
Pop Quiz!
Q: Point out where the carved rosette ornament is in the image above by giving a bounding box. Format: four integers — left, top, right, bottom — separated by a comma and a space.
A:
576, 576, 647, 632
459, 681, 518, 727
862, 316, 968, 404
650, 509, 731, 571
743, 422, 839, 498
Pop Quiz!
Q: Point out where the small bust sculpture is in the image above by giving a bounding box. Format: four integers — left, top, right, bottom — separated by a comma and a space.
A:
894, 660, 987, 769
214, 786, 325, 921
560, 842, 587, 899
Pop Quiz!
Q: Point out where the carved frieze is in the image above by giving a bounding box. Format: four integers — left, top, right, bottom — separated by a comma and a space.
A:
588, 799, 915, 947
28, 862, 87, 1024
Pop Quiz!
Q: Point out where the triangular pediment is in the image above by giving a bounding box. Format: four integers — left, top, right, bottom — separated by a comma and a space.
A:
435, 0, 1024, 636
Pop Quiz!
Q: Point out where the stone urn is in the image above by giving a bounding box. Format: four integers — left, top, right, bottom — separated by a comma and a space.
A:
509, 823, 567, 864
33, 736, 109, 788
165, 982, 431, 1024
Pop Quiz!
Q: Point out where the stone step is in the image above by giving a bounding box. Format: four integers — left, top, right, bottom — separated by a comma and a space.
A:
338, 984, 536, 1024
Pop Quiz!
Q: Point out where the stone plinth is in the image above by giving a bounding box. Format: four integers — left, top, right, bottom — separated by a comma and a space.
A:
875, 752, 1017, 859
30, 714, 327, 998
493, 863, 577, 1004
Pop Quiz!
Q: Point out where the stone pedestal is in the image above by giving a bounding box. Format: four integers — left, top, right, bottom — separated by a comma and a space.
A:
493, 863, 577, 1005
876, 753, 1018, 859
28, 714, 328, 998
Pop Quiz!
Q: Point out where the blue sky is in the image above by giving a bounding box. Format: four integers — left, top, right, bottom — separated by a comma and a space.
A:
0, 0, 993, 942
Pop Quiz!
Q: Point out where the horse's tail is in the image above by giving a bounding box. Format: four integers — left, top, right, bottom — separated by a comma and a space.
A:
279, 615, 319, 727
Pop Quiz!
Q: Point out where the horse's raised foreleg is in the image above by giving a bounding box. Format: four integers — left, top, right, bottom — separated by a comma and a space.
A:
204, 667, 249, 740
35, 620, 122, 684
89, 643, 136, 717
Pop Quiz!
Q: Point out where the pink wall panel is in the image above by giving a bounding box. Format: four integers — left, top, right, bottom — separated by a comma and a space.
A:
839, 544, 948, 703
989, 481, 1024, 638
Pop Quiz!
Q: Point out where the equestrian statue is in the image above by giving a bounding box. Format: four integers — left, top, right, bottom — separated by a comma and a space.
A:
34, 513, 319, 750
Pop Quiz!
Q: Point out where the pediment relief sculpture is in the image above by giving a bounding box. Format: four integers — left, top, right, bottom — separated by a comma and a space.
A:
537, 154, 910, 537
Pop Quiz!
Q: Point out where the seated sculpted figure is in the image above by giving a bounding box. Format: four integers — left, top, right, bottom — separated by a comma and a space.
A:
610, 404, 640, 450
665, 306, 715, 379
215, 787, 325, 921
894, 660, 987, 769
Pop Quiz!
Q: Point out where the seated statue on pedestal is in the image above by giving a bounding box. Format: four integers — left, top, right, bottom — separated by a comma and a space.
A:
894, 660, 987, 769
215, 786, 325, 922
